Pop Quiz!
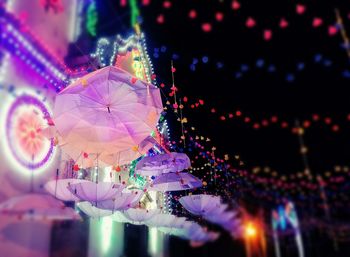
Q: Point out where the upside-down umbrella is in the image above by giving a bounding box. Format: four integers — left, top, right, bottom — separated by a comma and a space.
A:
76, 201, 112, 218
0, 194, 80, 221
95, 189, 143, 211
135, 152, 191, 176
112, 211, 132, 223
44, 178, 88, 201
179, 194, 222, 216
159, 220, 219, 243
204, 210, 238, 226
99, 136, 157, 166
52, 66, 163, 155
145, 213, 180, 227
68, 181, 125, 202
149, 173, 202, 192
122, 208, 160, 225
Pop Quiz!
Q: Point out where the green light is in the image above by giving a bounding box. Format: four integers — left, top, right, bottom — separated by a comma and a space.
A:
129, 159, 147, 188
101, 216, 113, 254
129, 0, 140, 27
86, 1, 98, 37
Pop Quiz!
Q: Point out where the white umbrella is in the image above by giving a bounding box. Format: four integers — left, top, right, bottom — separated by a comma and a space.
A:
135, 152, 191, 176
95, 189, 143, 211
122, 208, 161, 225
76, 201, 112, 218
68, 181, 125, 202
179, 194, 222, 216
0, 194, 80, 221
44, 178, 88, 201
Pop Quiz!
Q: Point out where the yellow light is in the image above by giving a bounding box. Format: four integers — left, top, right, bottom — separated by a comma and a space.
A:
245, 222, 257, 238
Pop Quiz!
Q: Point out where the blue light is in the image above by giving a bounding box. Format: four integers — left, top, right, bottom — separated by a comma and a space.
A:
202, 56, 209, 63
256, 59, 265, 68
278, 205, 287, 230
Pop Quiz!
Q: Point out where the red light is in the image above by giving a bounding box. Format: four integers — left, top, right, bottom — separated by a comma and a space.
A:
189, 9, 197, 19
202, 23, 212, 32
163, 1, 172, 8
324, 117, 332, 124
216, 12, 224, 22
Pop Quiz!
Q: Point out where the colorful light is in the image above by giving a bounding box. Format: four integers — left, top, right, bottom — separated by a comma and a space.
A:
245, 222, 257, 238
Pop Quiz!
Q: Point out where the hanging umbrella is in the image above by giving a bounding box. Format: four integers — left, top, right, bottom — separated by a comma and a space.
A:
95, 189, 143, 211
179, 194, 222, 216
149, 173, 202, 192
76, 201, 112, 218
145, 213, 178, 227
204, 210, 237, 225
52, 66, 163, 155
112, 211, 132, 223
122, 208, 160, 225
135, 152, 191, 176
0, 194, 80, 221
99, 136, 157, 166
44, 178, 88, 201
158, 220, 219, 243
68, 181, 125, 202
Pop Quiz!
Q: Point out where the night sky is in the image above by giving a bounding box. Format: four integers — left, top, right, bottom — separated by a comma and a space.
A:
92, 1, 350, 255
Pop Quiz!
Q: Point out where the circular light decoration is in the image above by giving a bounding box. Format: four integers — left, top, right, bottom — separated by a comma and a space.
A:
5, 94, 54, 171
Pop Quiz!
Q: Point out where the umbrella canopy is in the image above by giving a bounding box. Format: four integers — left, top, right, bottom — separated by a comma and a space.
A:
145, 213, 178, 227
52, 66, 163, 155
158, 220, 219, 243
204, 210, 238, 226
95, 189, 143, 211
112, 211, 132, 223
99, 136, 156, 166
179, 194, 222, 216
149, 173, 202, 192
135, 152, 191, 176
122, 208, 160, 224
44, 178, 88, 201
68, 181, 125, 202
0, 194, 80, 221
76, 201, 112, 218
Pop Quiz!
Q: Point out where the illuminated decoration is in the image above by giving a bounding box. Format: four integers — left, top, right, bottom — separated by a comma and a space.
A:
86, 0, 98, 37
242, 218, 267, 257
271, 202, 304, 257
6, 94, 54, 170
245, 222, 257, 238
39, 0, 64, 13
0, 7, 70, 90
92, 34, 154, 83
129, 0, 140, 29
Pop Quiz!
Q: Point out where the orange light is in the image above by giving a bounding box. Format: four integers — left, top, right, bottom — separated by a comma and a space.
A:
245, 222, 257, 238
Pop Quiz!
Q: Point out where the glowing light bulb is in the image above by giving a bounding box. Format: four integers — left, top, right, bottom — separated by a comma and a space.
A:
245, 222, 257, 238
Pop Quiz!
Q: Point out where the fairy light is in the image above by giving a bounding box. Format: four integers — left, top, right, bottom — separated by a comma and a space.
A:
335, 9, 350, 58
1, 23, 68, 88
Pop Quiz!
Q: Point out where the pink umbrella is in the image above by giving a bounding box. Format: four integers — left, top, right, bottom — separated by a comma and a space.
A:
135, 152, 191, 176
0, 194, 80, 221
149, 173, 202, 192
44, 178, 88, 201
95, 189, 143, 211
179, 194, 222, 216
68, 181, 125, 202
53, 66, 163, 155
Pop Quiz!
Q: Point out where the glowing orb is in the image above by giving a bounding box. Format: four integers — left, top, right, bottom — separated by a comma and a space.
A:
6, 94, 54, 170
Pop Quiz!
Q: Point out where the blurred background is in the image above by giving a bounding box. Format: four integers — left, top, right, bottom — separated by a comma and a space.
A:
1, 0, 350, 256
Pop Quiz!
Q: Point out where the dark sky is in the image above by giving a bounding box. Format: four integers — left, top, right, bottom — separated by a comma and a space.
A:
95, 0, 350, 188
